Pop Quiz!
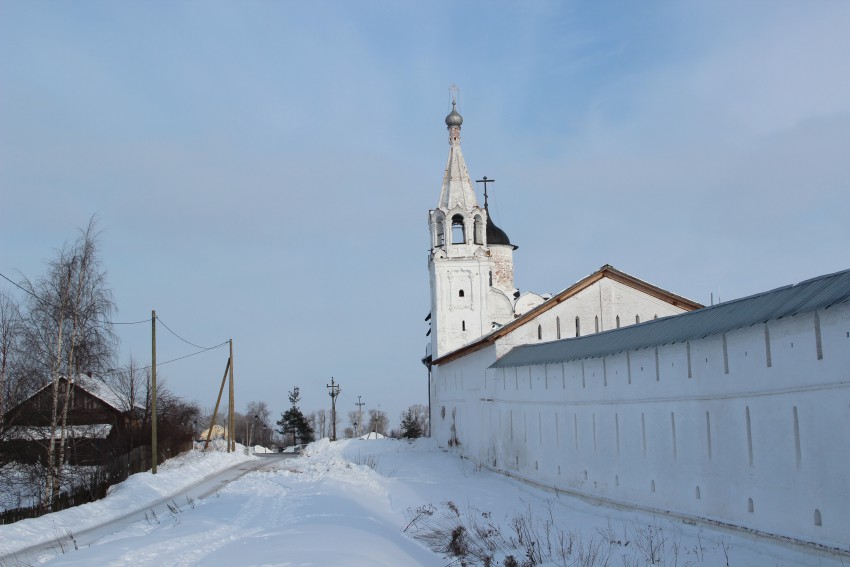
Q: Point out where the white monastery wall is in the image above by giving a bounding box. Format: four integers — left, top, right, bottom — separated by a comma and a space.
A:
431, 301, 850, 550
431, 344, 497, 451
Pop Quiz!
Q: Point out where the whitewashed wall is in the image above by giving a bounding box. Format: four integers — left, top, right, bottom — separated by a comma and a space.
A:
431, 300, 850, 550
499, 279, 688, 353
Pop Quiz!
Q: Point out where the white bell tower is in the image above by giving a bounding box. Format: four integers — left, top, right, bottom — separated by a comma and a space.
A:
428, 100, 517, 359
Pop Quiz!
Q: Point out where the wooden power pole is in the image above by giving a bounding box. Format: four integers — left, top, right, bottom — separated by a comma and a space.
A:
203, 357, 231, 451
327, 378, 340, 441
151, 310, 157, 474
229, 339, 235, 452
356, 396, 365, 438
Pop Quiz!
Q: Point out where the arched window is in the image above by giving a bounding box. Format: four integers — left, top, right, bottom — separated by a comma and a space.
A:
616, 315, 620, 329
537, 325, 542, 340
636, 314, 641, 324
462, 320, 466, 331
451, 214, 465, 244
595, 315, 599, 333
575, 316, 581, 337
556, 317, 561, 339
473, 214, 484, 244
458, 290, 465, 298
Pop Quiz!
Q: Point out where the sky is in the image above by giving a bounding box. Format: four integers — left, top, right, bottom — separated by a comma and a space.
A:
1, 1, 849, 428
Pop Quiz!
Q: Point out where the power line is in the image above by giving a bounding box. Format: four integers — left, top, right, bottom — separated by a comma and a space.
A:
151, 341, 229, 370
0, 271, 42, 303
103, 341, 230, 375
111, 317, 153, 325
155, 315, 221, 350
1, 270, 150, 325
3, 269, 228, 366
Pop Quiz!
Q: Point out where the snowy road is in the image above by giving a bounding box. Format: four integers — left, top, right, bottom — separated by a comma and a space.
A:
33, 448, 440, 567
3, 439, 848, 566
2, 453, 293, 565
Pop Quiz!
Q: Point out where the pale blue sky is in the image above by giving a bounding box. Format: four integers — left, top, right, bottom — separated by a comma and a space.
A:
2, 1, 849, 427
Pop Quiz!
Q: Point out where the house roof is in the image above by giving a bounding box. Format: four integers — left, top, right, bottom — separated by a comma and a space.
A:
20, 374, 143, 414
491, 267, 850, 369
432, 264, 703, 365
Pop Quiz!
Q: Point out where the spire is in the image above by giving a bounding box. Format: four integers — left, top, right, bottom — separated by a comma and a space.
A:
437, 100, 479, 211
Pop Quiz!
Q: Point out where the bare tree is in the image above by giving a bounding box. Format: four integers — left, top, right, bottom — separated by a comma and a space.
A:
315, 408, 327, 439
245, 400, 271, 446
0, 289, 24, 424
347, 410, 360, 437
367, 409, 388, 437
108, 355, 150, 413
17, 218, 117, 506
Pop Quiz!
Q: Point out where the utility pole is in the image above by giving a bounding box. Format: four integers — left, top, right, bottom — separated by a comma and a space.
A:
151, 310, 157, 474
327, 378, 340, 441
355, 396, 365, 438
229, 339, 235, 452
203, 357, 230, 451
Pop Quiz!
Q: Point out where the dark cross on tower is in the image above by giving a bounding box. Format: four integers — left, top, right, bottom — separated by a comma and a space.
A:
476, 176, 495, 208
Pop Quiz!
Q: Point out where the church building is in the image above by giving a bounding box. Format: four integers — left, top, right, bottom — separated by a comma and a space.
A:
423, 101, 850, 552
425, 100, 702, 366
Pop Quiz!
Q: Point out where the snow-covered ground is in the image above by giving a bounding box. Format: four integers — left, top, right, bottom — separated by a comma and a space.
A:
1, 439, 846, 566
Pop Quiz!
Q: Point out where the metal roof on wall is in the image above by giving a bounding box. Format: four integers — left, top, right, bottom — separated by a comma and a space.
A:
490, 268, 850, 369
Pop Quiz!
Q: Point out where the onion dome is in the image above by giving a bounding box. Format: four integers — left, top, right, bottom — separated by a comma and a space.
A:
486, 209, 517, 249
445, 100, 463, 127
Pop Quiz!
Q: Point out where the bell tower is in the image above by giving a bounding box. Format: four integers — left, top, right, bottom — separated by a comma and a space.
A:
428, 100, 516, 359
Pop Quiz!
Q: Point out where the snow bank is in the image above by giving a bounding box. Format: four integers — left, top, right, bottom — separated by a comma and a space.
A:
0, 448, 253, 558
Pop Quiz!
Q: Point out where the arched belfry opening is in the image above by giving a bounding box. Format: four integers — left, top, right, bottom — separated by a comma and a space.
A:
433, 210, 446, 247
473, 214, 484, 245
451, 214, 466, 244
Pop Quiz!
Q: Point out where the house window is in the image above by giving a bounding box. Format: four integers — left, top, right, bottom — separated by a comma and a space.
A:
462, 320, 466, 331
556, 317, 561, 339
537, 325, 542, 340
636, 315, 641, 324
595, 315, 599, 333
616, 315, 620, 328
575, 317, 581, 337
458, 290, 465, 298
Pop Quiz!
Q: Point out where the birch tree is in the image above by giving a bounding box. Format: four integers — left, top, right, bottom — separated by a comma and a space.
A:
19, 218, 116, 506
0, 289, 23, 424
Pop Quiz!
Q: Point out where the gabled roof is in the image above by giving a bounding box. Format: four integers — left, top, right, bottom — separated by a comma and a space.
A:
432, 265, 702, 365
19, 374, 142, 414
491, 267, 850, 369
